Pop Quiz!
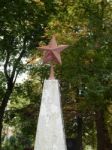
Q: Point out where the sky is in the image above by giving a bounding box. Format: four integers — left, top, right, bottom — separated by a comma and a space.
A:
0, 65, 28, 84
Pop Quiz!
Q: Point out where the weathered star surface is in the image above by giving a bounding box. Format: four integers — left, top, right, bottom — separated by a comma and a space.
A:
34, 80, 67, 150
38, 36, 68, 79
38, 36, 68, 64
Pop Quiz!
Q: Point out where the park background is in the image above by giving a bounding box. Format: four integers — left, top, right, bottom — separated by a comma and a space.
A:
0, 0, 112, 150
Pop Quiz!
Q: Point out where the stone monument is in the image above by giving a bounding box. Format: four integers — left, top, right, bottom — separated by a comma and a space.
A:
34, 36, 68, 150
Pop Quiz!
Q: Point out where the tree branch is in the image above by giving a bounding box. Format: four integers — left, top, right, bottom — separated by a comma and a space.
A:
11, 37, 27, 83
4, 50, 10, 81
13, 69, 20, 85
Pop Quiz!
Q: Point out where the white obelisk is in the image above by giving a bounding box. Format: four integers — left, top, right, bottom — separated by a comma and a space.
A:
34, 80, 67, 150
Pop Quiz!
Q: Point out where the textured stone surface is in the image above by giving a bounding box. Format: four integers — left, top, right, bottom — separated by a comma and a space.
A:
34, 80, 67, 150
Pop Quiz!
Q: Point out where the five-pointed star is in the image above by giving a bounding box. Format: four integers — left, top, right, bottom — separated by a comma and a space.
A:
38, 36, 68, 64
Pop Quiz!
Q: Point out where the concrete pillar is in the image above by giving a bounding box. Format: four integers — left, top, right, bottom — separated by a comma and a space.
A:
34, 80, 67, 150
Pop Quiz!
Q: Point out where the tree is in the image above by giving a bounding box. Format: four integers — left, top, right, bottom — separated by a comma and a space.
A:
0, 0, 50, 148
44, 0, 112, 149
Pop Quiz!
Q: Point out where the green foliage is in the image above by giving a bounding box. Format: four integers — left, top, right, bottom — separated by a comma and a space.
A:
1, 0, 112, 149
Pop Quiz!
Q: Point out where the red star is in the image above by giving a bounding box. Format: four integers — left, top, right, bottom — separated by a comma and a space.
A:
38, 35, 68, 79
38, 36, 68, 64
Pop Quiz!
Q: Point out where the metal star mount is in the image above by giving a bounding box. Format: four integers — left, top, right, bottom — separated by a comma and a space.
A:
38, 35, 68, 80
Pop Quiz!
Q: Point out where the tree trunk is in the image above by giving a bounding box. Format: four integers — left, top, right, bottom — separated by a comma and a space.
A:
0, 84, 13, 149
0, 124, 2, 150
95, 110, 112, 150
76, 116, 83, 150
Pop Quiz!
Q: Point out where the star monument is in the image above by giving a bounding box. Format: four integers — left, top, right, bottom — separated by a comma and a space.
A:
38, 35, 68, 79
34, 35, 68, 150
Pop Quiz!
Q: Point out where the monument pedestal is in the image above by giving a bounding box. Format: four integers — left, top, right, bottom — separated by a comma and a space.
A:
34, 80, 67, 150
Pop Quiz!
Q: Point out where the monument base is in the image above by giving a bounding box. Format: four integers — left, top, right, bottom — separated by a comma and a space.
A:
34, 80, 67, 150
